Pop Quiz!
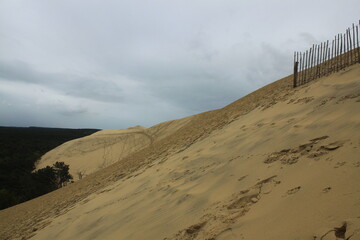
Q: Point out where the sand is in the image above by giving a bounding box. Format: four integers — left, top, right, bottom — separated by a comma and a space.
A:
1, 64, 359, 240
36, 119, 193, 180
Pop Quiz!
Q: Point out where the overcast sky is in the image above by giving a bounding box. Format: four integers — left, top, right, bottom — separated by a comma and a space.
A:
0, 0, 359, 129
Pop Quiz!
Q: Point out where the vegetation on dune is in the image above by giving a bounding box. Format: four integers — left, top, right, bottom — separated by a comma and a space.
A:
0, 126, 100, 210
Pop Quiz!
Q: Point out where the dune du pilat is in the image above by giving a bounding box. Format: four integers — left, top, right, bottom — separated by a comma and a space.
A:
1, 23, 360, 240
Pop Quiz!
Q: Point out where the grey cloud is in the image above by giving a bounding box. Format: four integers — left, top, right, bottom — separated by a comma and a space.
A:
62, 77, 124, 103
0, 59, 41, 83
58, 107, 88, 117
1, 0, 360, 129
129, 41, 291, 113
0, 59, 124, 103
299, 33, 318, 45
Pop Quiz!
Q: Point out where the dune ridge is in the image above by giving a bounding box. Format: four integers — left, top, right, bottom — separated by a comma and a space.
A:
1, 64, 359, 240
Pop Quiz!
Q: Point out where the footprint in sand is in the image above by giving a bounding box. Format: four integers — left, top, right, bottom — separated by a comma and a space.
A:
293, 97, 315, 104
240, 125, 246, 129
334, 162, 346, 168
285, 186, 301, 196
237, 175, 247, 182
317, 222, 349, 240
336, 93, 360, 103
287, 118, 296, 123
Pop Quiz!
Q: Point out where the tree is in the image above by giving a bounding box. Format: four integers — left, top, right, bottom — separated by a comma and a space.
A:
32, 166, 57, 194
0, 188, 18, 209
0, 127, 99, 210
31, 162, 73, 195
52, 161, 73, 187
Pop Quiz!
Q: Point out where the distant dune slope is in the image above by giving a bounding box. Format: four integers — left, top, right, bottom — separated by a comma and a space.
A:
1, 64, 359, 240
36, 117, 194, 180
35, 127, 151, 180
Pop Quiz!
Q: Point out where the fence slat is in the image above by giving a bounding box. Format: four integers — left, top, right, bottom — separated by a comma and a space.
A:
340, 33, 343, 69
299, 51, 303, 84
331, 39, 335, 73
325, 40, 329, 74
293, 52, 298, 87
352, 24, 356, 63
297, 52, 300, 83
336, 34, 340, 71
317, 43, 321, 77
308, 48, 313, 82
319, 42, 323, 76
328, 40, 330, 71
322, 42, 326, 75
304, 50, 308, 84
308, 47, 312, 82
312, 44, 316, 80
334, 35, 337, 71
293, 61, 298, 88
301, 52, 305, 84
357, 25, 360, 63
348, 28, 353, 65
346, 30, 350, 67
312, 44, 316, 79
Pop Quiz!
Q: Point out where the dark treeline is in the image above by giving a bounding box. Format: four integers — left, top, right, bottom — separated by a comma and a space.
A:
0, 126, 100, 210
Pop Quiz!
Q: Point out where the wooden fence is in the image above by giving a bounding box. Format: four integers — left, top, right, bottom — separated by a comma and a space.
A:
293, 21, 360, 87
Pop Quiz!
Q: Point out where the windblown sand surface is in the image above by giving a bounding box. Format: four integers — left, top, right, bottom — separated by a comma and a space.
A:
36, 119, 193, 180
1, 64, 360, 240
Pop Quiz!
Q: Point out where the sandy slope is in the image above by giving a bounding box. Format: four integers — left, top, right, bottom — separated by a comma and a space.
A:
36, 118, 193, 180
35, 126, 151, 179
1, 64, 359, 240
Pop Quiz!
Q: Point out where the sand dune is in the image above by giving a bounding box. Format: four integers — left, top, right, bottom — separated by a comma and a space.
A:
1, 64, 359, 240
36, 118, 193, 180
35, 126, 151, 179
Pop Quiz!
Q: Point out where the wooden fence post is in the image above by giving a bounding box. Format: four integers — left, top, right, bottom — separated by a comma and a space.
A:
310, 47, 313, 81
331, 39, 335, 73
296, 52, 300, 85
311, 44, 316, 80
344, 31, 347, 67
302, 52, 306, 84
297, 52, 301, 84
304, 50, 308, 83
307, 47, 311, 81
319, 42, 323, 77
346, 29, 351, 66
315, 44, 320, 78
352, 24, 356, 63
348, 28, 353, 65
294, 61, 299, 88
335, 34, 339, 71
340, 34, 343, 69
307, 49, 311, 81
323, 42, 326, 75
323, 42, 326, 76
327, 45, 331, 75
325, 40, 329, 74
357, 24, 360, 63
339, 33, 342, 70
